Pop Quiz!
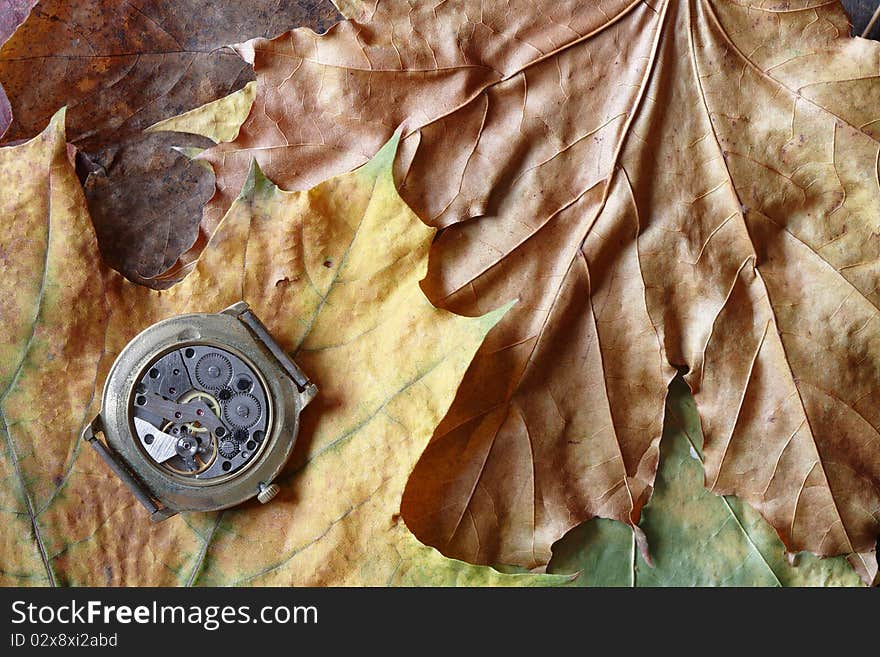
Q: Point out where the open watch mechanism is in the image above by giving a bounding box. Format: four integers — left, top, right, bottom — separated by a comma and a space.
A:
81, 302, 317, 522
133, 345, 269, 479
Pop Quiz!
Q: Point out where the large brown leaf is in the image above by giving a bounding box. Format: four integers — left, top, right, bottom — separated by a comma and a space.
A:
0, 0, 341, 282
0, 110, 563, 586
188, 0, 880, 582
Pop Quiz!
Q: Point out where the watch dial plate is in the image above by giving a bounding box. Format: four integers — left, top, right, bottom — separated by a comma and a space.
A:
129, 344, 270, 480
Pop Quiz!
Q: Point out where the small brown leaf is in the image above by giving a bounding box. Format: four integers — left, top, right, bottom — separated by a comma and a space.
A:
79, 132, 216, 283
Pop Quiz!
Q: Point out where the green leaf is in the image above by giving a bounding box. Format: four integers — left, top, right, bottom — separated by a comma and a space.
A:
548, 379, 863, 587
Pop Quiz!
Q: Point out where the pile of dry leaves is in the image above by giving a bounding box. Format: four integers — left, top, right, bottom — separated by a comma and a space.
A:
0, 0, 877, 586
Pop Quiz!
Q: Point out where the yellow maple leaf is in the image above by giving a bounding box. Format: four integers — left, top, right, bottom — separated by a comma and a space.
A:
0, 111, 561, 586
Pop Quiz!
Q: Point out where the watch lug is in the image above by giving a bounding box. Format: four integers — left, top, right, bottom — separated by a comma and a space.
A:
228, 301, 317, 397
83, 414, 175, 521
221, 300, 250, 316
299, 383, 318, 407
80, 414, 103, 443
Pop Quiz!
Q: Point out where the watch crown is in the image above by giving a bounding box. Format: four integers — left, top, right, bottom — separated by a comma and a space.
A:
257, 482, 280, 504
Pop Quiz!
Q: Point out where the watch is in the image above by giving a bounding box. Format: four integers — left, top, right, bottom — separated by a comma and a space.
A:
80, 301, 317, 522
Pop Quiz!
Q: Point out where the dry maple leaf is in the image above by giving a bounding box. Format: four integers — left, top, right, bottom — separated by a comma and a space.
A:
0, 0, 342, 282
0, 111, 562, 586
0, 0, 341, 148
179, 0, 880, 583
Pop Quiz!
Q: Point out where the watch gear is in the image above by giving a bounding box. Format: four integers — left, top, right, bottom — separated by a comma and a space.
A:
195, 352, 233, 389
224, 393, 261, 429
218, 438, 239, 459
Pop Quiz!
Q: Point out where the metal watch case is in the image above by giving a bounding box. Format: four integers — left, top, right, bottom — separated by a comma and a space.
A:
81, 301, 316, 522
